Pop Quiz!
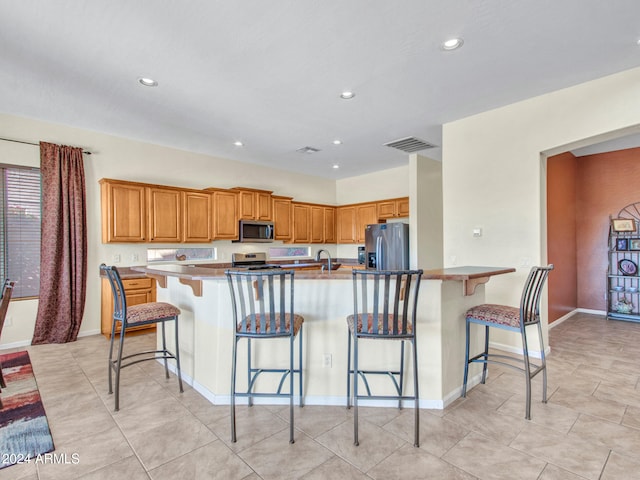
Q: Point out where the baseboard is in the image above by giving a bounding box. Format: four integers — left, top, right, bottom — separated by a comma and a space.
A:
549, 308, 605, 330
487, 340, 550, 359
78, 329, 101, 338
0, 339, 31, 350
0, 328, 103, 351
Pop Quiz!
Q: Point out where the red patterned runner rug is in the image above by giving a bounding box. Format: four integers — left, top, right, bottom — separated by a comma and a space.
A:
0, 350, 54, 469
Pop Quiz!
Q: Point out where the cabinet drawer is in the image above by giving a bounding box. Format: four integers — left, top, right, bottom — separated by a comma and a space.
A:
122, 277, 153, 290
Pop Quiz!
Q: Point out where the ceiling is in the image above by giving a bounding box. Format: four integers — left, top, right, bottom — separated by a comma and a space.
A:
1, 1, 640, 179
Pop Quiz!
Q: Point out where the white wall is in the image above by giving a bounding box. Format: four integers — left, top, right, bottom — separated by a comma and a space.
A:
0, 113, 337, 346
442, 66, 640, 349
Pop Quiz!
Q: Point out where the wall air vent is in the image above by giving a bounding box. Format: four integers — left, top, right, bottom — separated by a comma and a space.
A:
296, 146, 321, 154
384, 137, 437, 153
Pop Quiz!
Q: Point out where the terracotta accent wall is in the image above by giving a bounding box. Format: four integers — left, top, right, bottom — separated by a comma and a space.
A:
576, 147, 640, 311
547, 152, 578, 322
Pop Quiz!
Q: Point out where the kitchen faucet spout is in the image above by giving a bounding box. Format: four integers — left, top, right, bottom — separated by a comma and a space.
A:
315, 249, 332, 273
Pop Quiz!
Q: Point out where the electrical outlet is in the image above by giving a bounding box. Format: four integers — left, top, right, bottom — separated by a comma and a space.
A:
322, 354, 332, 368
4, 315, 12, 327
131, 253, 139, 262
113, 254, 121, 263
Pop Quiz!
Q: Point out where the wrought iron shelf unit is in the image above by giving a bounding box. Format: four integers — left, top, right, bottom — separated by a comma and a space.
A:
607, 203, 640, 323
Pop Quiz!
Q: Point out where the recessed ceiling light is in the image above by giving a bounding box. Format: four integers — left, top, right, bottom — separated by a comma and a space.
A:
233, 141, 243, 147
340, 91, 355, 99
441, 38, 464, 51
138, 77, 158, 87
332, 164, 340, 169
333, 139, 342, 145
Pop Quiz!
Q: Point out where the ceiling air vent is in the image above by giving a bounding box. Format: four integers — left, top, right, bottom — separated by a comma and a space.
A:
296, 146, 321, 154
384, 137, 436, 153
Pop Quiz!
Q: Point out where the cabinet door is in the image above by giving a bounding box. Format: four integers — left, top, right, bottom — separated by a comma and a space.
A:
101, 277, 156, 336
256, 192, 273, 220
324, 207, 336, 243
148, 187, 182, 242
397, 197, 409, 217
101, 181, 146, 242
183, 191, 212, 242
273, 197, 293, 241
237, 190, 255, 220
336, 206, 356, 243
292, 203, 311, 243
356, 204, 378, 243
213, 190, 239, 240
377, 201, 396, 219
310, 206, 324, 243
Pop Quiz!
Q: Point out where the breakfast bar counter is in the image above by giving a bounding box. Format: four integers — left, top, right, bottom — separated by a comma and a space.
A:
132, 264, 515, 409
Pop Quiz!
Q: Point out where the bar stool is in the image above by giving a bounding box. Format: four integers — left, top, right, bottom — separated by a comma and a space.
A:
346, 269, 423, 447
0, 279, 15, 409
226, 269, 304, 444
462, 264, 553, 419
100, 264, 183, 411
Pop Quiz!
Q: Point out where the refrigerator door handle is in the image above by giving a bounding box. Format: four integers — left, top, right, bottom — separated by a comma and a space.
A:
376, 235, 383, 270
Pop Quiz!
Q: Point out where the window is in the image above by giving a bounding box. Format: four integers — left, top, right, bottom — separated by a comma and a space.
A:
268, 246, 311, 259
0, 165, 41, 298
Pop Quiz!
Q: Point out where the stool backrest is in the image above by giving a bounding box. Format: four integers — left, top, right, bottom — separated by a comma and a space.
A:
226, 269, 295, 336
352, 269, 423, 337
100, 264, 127, 322
520, 264, 554, 327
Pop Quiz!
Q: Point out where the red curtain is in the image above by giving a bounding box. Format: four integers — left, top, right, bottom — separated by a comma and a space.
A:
32, 142, 87, 344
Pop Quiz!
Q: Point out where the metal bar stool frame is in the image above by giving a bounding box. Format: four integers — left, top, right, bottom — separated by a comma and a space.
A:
0, 279, 15, 409
226, 269, 304, 444
462, 264, 553, 420
346, 269, 423, 447
100, 264, 183, 411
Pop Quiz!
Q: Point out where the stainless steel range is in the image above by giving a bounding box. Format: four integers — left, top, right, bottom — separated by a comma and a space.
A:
231, 252, 281, 270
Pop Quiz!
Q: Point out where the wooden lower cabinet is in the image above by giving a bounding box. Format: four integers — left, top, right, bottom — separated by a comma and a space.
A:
101, 276, 156, 338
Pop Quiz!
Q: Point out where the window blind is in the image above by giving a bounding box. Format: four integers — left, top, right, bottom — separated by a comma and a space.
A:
0, 166, 41, 298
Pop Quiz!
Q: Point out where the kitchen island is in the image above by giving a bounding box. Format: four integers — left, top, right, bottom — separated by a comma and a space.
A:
132, 264, 514, 409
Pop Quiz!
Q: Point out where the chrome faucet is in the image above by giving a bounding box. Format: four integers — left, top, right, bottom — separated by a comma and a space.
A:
315, 249, 332, 273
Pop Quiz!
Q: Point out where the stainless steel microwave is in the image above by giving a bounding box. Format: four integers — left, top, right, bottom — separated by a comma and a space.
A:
234, 220, 274, 243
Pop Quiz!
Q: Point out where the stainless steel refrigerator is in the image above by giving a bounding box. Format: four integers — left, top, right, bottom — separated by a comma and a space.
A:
365, 223, 409, 270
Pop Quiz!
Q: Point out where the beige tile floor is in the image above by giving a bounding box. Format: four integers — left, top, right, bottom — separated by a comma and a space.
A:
3, 312, 640, 479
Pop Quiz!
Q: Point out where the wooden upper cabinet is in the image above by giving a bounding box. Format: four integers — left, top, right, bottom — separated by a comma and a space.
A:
234, 188, 273, 221
377, 197, 410, 219
397, 197, 409, 217
148, 186, 182, 242
100, 179, 147, 242
356, 203, 378, 243
182, 190, 212, 242
292, 203, 311, 243
310, 206, 324, 243
272, 196, 293, 241
209, 189, 238, 240
337, 206, 356, 244
324, 206, 336, 244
